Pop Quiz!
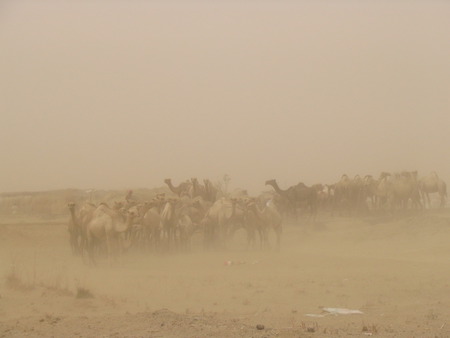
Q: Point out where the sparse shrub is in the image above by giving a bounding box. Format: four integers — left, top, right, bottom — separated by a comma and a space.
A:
76, 287, 94, 299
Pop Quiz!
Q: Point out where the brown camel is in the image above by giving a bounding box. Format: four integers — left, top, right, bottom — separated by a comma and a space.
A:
164, 179, 191, 197
419, 172, 447, 208
265, 179, 318, 220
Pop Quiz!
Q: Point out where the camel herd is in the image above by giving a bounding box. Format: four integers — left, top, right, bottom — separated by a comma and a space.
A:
67, 172, 447, 264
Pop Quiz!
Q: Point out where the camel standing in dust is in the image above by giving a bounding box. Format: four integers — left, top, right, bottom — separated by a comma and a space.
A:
419, 172, 447, 208
201, 197, 245, 249
203, 179, 220, 202
86, 204, 134, 265
68, 202, 96, 255
333, 175, 367, 215
140, 199, 163, 250
265, 179, 318, 220
173, 196, 212, 251
164, 179, 191, 197
390, 171, 422, 210
245, 198, 269, 249
374, 172, 393, 210
246, 198, 282, 251
363, 175, 378, 209
160, 199, 179, 250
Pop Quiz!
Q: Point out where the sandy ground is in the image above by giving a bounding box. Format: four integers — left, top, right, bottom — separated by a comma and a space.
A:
1, 210, 450, 337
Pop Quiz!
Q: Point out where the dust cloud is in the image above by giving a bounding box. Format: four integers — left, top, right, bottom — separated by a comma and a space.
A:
1, 1, 450, 337
1, 1, 450, 192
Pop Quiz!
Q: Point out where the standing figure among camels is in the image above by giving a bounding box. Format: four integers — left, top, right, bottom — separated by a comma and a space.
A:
419, 172, 447, 208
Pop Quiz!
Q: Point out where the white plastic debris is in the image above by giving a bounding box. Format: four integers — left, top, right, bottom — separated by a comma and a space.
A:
304, 314, 329, 318
305, 307, 364, 317
322, 307, 364, 315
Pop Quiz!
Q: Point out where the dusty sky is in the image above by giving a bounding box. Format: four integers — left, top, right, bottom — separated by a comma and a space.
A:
1, 1, 449, 194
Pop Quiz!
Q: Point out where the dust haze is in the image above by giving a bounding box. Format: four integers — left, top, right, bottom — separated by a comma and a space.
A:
1, 1, 450, 337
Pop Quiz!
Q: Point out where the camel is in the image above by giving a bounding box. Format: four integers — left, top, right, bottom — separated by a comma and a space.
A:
246, 198, 282, 251
349, 175, 367, 212
419, 172, 447, 208
142, 200, 162, 251
164, 179, 191, 197
265, 179, 318, 220
374, 172, 393, 210
69, 202, 97, 256
333, 174, 354, 215
245, 198, 269, 250
189, 178, 207, 200
85, 204, 135, 265
390, 171, 422, 210
203, 179, 219, 202
177, 214, 196, 251
363, 175, 378, 209
160, 198, 179, 250
163, 195, 212, 251
201, 197, 246, 249
316, 184, 335, 212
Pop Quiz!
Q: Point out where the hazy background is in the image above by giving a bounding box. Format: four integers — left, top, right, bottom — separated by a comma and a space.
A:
1, 0, 449, 194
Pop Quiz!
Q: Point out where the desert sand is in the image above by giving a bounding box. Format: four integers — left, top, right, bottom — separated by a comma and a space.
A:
1, 210, 450, 337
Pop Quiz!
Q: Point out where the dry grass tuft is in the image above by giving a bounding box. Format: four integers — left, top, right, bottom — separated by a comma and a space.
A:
5, 266, 34, 291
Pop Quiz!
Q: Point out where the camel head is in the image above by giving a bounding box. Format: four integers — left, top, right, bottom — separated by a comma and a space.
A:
67, 202, 76, 210
164, 178, 171, 185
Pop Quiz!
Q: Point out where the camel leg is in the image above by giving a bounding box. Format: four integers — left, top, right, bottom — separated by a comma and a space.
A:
425, 192, 431, 209
439, 189, 447, 208
105, 233, 113, 266
273, 225, 281, 251
87, 235, 97, 266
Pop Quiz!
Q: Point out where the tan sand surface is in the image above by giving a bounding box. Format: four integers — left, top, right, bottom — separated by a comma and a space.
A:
1, 211, 450, 337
